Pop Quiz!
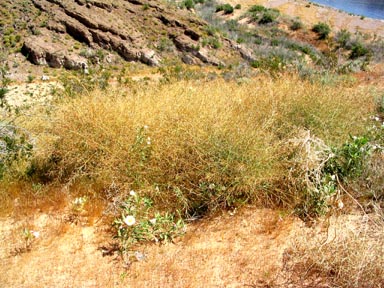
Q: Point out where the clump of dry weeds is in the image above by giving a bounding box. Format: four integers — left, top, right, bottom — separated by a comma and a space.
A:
284, 214, 384, 288
6, 74, 376, 216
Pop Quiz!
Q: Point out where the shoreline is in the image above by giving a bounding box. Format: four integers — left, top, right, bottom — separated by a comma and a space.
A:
307, 0, 384, 21
230, 0, 384, 37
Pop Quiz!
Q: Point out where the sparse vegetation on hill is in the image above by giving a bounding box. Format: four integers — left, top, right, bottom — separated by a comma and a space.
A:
0, 0, 384, 286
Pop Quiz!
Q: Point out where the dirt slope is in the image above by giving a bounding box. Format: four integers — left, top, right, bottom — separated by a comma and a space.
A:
0, 208, 302, 287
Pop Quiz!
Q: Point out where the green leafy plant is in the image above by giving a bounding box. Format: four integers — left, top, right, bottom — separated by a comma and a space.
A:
0, 123, 34, 179
16, 227, 40, 253
113, 190, 185, 252
0, 64, 11, 109
289, 133, 372, 221
324, 135, 371, 179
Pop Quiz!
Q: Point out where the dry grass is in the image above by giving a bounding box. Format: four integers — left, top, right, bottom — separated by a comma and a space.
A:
285, 214, 384, 287
0, 71, 382, 287
6, 73, 373, 216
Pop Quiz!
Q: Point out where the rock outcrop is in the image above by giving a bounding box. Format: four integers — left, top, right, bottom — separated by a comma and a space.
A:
20, 0, 235, 69
22, 37, 88, 70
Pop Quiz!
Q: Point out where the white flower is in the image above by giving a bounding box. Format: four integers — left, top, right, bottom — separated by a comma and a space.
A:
134, 251, 146, 261
330, 175, 336, 181
143, 125, 149, 130
337, 199, 344, 210
123, 215, 136, 226
147, 137, 151, 145
31, 231, 40, 238
149, 218, 157, 225
129, 190, 136, 196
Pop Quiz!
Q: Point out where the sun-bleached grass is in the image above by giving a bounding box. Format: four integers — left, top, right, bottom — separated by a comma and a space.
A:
285, 215, 384, 287
10, 74, 375, 216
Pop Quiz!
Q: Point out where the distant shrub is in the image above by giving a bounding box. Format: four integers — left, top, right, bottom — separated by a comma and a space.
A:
290, 19, 303, 31
225, 19, 238, 31
312, 22, 331, 39
182, 0, 195, 10
254, 37, 262, 45
216, 4, 234, 14
202, 36, 221, 49
235, 4, 241, 9
248, 5, 266, 13
248, 5, 279, 24
349, 41, 370, 59
259, 11, 277, 24
270, 39, 279, 46
335, 29, 351, 48
142, 3, 149, 10
204, 25, 218, 36
0, 124, 33, 179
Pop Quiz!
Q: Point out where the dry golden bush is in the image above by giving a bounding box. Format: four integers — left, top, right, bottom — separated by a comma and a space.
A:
12, 74, 375, 215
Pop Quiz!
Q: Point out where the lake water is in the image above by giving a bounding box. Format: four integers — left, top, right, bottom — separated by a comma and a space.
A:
309, 0, 384, 20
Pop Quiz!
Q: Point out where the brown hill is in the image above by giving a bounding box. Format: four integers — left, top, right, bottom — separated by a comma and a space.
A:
1, 0, 241, 72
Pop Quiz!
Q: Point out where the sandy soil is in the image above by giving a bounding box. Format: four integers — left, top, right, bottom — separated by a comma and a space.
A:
0, 208, 303, 287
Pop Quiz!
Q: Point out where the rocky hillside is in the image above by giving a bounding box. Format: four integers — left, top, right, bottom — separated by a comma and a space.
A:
1, 0, 241, 71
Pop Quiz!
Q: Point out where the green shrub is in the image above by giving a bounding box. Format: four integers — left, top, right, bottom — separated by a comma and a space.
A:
324, 135, 371, 179
259, 11, 277, 24
335, 29, 351, 48
248, 5, 266, 13
205, 25, 218, 36
312, 22, 331, 39
290, 19, 303, 31
0, 123, 33, 179
216, 4, 234, 15
349, 41, 370, 59
202, 36, 221, 49
235, 4, 241, 9
182, 0, 195, 10
270, 39, 279, 46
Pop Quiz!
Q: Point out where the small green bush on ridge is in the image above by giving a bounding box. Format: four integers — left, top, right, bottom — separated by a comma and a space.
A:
312, 22, 331, 39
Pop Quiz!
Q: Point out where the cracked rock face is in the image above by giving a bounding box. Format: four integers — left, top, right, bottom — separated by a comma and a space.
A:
20, 0, 233, 69
22, 36, 88, 70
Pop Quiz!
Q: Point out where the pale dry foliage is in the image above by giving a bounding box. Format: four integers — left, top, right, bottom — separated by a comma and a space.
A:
285, 214, 384, 288
17, 74, 374, 215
